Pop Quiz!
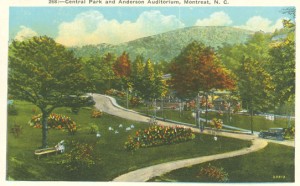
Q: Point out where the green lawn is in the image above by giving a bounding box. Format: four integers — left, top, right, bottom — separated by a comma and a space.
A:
149, 143, 295, 182
7, 100, 251, 181
115, 96, 294, 132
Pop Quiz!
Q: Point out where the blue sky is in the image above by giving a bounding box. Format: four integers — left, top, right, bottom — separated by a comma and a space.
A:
9, 6, 293, 46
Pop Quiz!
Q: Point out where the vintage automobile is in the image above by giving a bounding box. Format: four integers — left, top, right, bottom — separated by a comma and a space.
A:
65, 94, 95, 107
258, 128, 285, 141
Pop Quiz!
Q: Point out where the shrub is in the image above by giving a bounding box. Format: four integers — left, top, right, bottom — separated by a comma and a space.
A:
210, 118, 223, 129
71, 107, 80, 114
59, 141, 97, 172
198, 164, 229, 182
10, 123, 22, 137
124, 125, 195, 151
200, 97, 214, 109
124, 136, 139, 152
89, 123, 99, 134
284, 123, 295, 139
91, 109, 102, 118
8, 104, 18, 115
105, 89, 125, 97
130, 96, 142, 107
233, 103, 241, 113
28, 113, 77, 134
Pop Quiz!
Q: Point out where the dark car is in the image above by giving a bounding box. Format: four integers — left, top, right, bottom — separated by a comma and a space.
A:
258, 128, 285, 141
65, 94, 95, 107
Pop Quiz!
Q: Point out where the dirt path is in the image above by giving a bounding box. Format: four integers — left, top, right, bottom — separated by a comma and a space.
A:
92, 94, 294, 181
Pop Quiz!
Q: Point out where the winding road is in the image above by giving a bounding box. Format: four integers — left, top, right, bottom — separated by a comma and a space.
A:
92, 94, 294, 182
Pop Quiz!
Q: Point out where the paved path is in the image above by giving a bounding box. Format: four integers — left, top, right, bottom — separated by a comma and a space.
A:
92, 94, 294, 182
113, 139, 267, 182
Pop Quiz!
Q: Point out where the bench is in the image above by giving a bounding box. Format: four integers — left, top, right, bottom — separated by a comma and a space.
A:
34, 140, 65, 159
34, 147, 59, 159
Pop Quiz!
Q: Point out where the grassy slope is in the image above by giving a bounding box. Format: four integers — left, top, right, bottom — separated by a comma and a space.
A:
150, 143, 295, 182
7, 101, 251, 181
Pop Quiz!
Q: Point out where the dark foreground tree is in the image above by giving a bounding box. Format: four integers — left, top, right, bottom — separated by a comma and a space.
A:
8, 36, 94, 148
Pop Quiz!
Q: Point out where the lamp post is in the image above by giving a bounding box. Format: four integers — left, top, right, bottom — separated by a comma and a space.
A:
198, 89, 216, 131
197, 92, 204, 132
205, 92, 209, 127
154, 98, 157, 119
126, 88, 129, 109
161, 96, 164, 120
179, 99, 182, 118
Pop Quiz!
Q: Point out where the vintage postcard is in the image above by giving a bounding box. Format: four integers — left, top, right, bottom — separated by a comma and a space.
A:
0, 0, 298, 185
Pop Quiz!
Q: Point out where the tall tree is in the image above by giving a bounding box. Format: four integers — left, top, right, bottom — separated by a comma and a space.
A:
132, 58, 167, 102
140, 59, 156, 100
130, 55, 145, 96
218, 32, 272, 73
238, 57, 274, 133
281, 7, 295, 19
153, 70, 168, 99
113, 51, 131, 80
8, 36, 94, 148
101, 53, 116, 90
113, 52, 132, 108
169, 41, 236, 99
269, 20, 295, 105
84, 53, 103, 92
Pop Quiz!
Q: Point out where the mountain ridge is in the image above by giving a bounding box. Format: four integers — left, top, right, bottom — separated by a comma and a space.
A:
72, 26, 254, 62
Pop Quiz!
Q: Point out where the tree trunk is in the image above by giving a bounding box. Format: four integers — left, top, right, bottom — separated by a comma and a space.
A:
205, 94, 208, 127
41, 110, 49, 148
161, 97, 164, 120
126, 88, 129, 109
250, 109, 254, 134
108, 78, 111, 90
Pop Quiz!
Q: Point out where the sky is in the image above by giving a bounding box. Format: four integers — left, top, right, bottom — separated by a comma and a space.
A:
9, 6, 294, 47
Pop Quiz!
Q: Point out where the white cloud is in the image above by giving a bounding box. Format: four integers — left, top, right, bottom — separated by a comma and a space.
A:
14, 26, 38, 41
55, 10, 185, 47
236, 16, 284, 32
195, 11, 233, 26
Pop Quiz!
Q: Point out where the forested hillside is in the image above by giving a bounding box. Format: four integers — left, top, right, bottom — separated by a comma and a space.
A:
71, 26, 253, 62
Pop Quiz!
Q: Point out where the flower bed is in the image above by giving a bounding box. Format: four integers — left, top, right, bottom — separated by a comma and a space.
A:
105, 89, 125, 97
198, 164, 229, 182
125, 125, 195, 151
91, 109, 102, 118
28, 113, 77, 134
58, 141, 96, 172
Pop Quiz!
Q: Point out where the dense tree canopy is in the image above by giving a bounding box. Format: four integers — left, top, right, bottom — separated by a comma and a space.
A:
129, 57, 167, 101
169, 41, 236, 99
113, 51, 131, 79
218, 24, 295, 115
218, 32, 272, 73
130, 55, 145, 95
9, 36, 94, 147
238, 57, 274, 112
84, 52, 117, 92
269, 20, 295, 104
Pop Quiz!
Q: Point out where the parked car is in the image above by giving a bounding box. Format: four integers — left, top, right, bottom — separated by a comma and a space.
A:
258, 128, 285, 141
64, 94, 95, 107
